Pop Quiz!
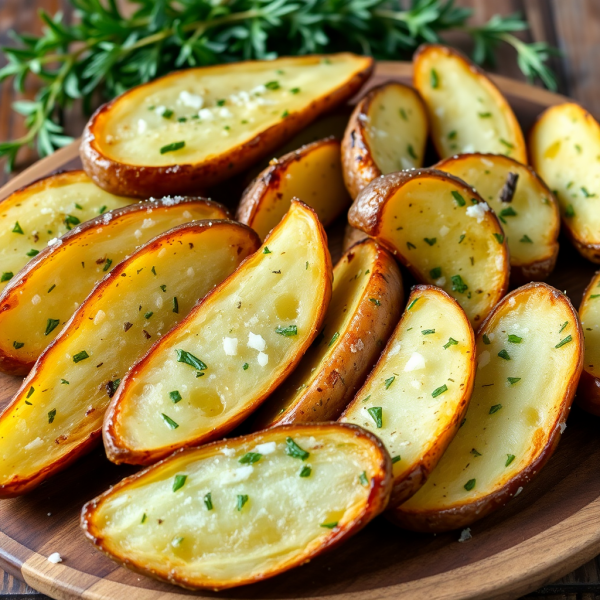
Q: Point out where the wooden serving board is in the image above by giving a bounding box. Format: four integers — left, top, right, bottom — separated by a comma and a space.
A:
1, 61, 598, 600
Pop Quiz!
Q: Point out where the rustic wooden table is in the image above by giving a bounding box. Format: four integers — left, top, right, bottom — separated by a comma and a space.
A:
0, 0, 599, 598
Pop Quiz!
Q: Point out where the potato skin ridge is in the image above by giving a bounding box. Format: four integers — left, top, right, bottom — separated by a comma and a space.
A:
0, 218, 259, 498
0, 197, 228, 376
389, 282, 584, 532
81, 55, 374, 198
103, 200, 333, 465
81, 423, 393, 591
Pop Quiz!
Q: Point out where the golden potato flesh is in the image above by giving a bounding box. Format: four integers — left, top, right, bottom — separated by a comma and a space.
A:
392, 283, 583, 532
0, 221, 259, 497
0, 171, 133, 291
576, 271, 600, 415
413, 44, 526, 163
103, 201, 332, 465
348, 169, 509, 327
0, 197, 228, 375
529, 103, 600, 262
82, 424, 392, 590
341, 285, 475, 505
254, 239, 403, 427
342, 82, 428, 198
237, 138, 350, 240
436, 153, 560, 282
81, 54, 373, 197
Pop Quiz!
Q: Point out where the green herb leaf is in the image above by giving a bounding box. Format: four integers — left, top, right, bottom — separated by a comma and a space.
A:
464, 479, 476, 491
239, 452, 262, 464
430, 68, 439, 88
320, 521, 338, 529
392, 455, 401, 464
369, 298, 381, 306
367, 406, 383, 428
328, 331, 340, 346
160, 141, 185, 154
432, 384, 448, 398
204, 492, 213, 510
263, 247, 272, 254
493, 233, 504, 244
45, 318, 60, 336
507, 377, 521, 385
276, 325, 298, 337
172, 296, 179, 313
430, 266, 442, 279
161, 413, 179, 429
172, 474, 187, 492
13, 341, 24, 349
451, 274, 468, 294
237, 494, 249, 511
176, 349, 207, 370
103, 258, 112, 272
169, 390, 182, 403
422, 329, 435, 335
483, 334, 491, 345
555, 335, 572, 349
26, 248, 39, 257
505, 454, 516, 467
407, 297, 420, 310
359, 471, 369, 486
73, 350, 89, 363
1, 272, 13, 282
451, 191, 466, 207
507, 334, 522, 343
299, 465, 312, 477
285, 437, 309, 460
48, 408, 56, 423
520, 234, 533, 243
498, 349, 510, 360
471, 448, 482, 457
444, 337, 458, 349
424, 237, 436, 246
12, 222, 23, 234
565, 204, 576, 218
489, 404, 502, 414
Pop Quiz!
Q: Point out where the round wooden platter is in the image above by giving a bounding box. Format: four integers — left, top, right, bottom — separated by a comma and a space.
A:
1, 61, 599, 600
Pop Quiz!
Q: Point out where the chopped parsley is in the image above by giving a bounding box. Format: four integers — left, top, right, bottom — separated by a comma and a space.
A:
493, 233, 504, 244
499, 207, 517, 218
483, 334, 491, 345
161, 413, 179, 429
103, 258, 112, 272
499, 138, 514, 149
176, 349, 207, 371
430, 266, 442, 279
432, 384, 448, 398
451, 274, 468, 294
300, 465, 312, 477
243, 362, 249, 370
424, 237, 436, 246
430, 68, 439, 88
204, 492, 213, 510
422, 329, 435, 335
407, 144, 417, 160
45, 318, 60, 336
48, 408, 57, 423
276, 325, 298, 337
384, 376, 395, 389
471, 448, 482, 457
507, 334, 522, 343
172, 297, 179, 313
99, 205, 107, 214
141, 513, 147, 524
367, 406, 383, 428
464, 479, 476, 491
162, 108, 174, 119
61, 379, 69, 385
265, 80, 280, 90
239, 452, 262, 464
169, 390, 182, 403
451, 191, 466, 207
498, 349, 510, 360
172, 474, 187, 492
26, 386, 35, 399
13, 341, 24, 349
328, 331, 340, 346
407, 297, 420, 310
160, 141, 185, 154
581, 187, 596, 198
400, 108, 408, 120
237, 494, 249, 511
144, 311, 153, 319
290, 87, 300, 94
458, 234, 466, 244
444, 337, 458, 349
478, 112, 492, 118
507, 377, 521, 385
489, 404, 502, 414
285, 437, 309, 460
559, 321, 568, 333
520, 235, 533, 243
73, 350, 89, 363
407, 241, 416, 250
64, 215, 80, 229
263, 247, 272, 254
448, 130, 457, 139
392, 455, 401, 464
320, 521, 338, 529
1, 272, 13, 282
505, 454, 516, 467
47, 284, 56, 293
12, 222, 24, 234
565, 204, 576, 218
160, 284, 167, 292
26, 249, 39, 257
359, 471, 369, 486
369, 298, 381, 306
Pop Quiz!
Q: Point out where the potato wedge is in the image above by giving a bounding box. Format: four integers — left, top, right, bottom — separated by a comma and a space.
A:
348, 169, 509, 327
576, 271, 600, 415
342, 82, 428, 199
236, 138, 350, 240
82, 423, 392, 591
103, 200, 332, 465
529, 103, 600, 262
81, 54, 373, 198
0, 197, 228, 376
253, 239, 403, 427
413, 44, 527, 163
0, 220, 259, 497
340, 285, 475, 505
390, 283, 583, 531
436, 153, 560, 283
0, 170, 134, 291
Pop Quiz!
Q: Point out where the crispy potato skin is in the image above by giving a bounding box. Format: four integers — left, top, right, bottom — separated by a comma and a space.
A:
253, 239, 403, 427
347, 168, 510, 327
577, 271, 600, 415
529, 103, 600, 263
413, 44, 527, 163
236, 137, 350, 237
341, 82, 427, 199
388, 282, 583, 532
434, 153, 560, 285
80, 56, 373, 198
0, 197, 229, 376
82, 423, 393, 590
341, 285, 476, 507
0, 219, 259, 498
103, 200, 333, 465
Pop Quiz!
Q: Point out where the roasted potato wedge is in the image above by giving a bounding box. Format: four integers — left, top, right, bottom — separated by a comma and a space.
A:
0, 170, 134, 291
436, 153, 560, 283
81, 54, 373, 198
342, 82, 428, 199
82, 424, 392, 591
413, 44, 527, 163
0, 221, 259, 497
348, 169, 509, 327
236, 137, 350, 240
0, 197, 228, 376
340, 285, 475, 505
390, 283, 583, 531
529, 103, 600, 262
576, 271, 600, 415
253, 239, 403, 427
104, 200, 332, 465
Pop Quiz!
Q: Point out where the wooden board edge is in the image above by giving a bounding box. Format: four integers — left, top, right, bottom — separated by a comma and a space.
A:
3, 494, 600, 600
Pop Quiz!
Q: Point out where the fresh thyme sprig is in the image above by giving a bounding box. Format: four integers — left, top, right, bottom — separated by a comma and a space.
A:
0, 0, 558, 169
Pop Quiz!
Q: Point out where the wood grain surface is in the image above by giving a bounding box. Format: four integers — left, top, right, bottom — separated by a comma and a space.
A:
0, 1, 599, 599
